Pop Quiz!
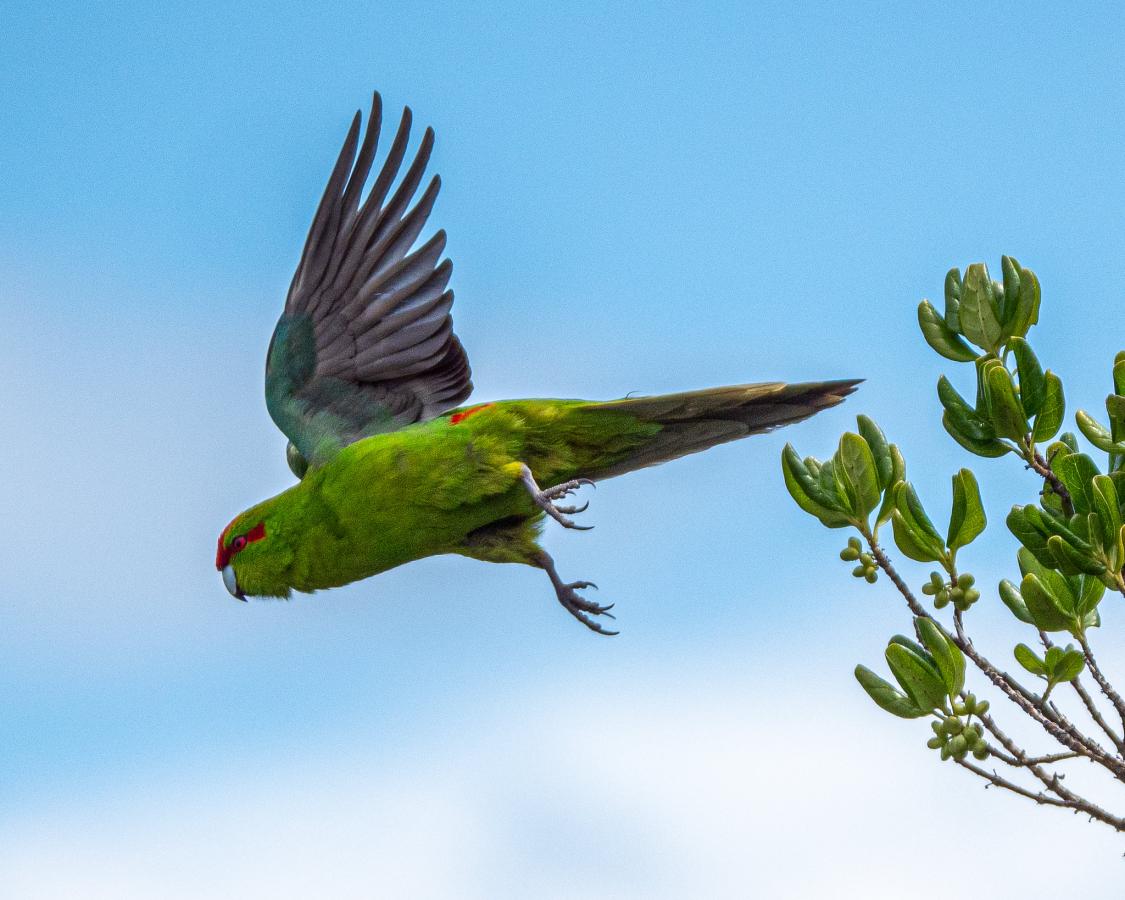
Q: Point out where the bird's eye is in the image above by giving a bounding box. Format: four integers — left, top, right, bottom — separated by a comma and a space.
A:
231, 536, 248, 552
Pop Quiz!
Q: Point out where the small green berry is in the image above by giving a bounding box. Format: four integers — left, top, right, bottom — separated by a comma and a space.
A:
852, 565, 866, 578
864, 569, 878, 584
927, 736, 944, 750
957, 573, 975, 588
972, 745, 990, 760
840, 547, 860, 561
975, 699, 990, 715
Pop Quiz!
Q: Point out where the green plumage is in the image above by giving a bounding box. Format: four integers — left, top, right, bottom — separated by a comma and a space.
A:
222, 383, 857, 599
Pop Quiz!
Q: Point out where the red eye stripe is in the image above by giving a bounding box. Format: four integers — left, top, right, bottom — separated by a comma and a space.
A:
215, 521, 267, 569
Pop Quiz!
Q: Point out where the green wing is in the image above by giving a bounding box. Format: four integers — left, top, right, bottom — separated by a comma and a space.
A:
265, 92, 472, 475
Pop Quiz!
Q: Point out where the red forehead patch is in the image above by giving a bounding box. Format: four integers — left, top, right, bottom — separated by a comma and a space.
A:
215, 520, 267, 569
449, 403, 495, 425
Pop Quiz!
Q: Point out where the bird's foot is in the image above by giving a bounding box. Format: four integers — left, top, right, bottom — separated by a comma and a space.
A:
535, 549, 618, 636
518, 464, 595, 530
556, 580, 618, 635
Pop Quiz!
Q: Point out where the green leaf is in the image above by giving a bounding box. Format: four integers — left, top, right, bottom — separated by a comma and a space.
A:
1076, 410, 1119, 453
959, 263, 1003, 352
1009, 337, 1045, 418
1052, 453, 1099, 515
1076, 574, 1106, 618
885, 643, 949, 713
1107, 396, 1125, 470
875, 445, 906, 528
891, 482, 946, 563
857, 416, 893, 491
1114, 352, 1125, 396
781, 444, 853, 528
917, 617, 965, 697
891, 513, 941, 563
1020, 573, 1075, 633
834, 433, 882, 522
918, 300, 977, 362
947, 468, 986, 551
1000, 255, 1022, 328
1006, 265, 1041, 339
1046, 535, 1105, 577
937, 376, 996, 442
1007, 505, 1054, 562
983, 362, 1029, 441
944, 268, 963, 331
1091, 475, 1122, 558
1033, 372, 1065, 443
999, 578, 1035, 624
1014, 643, 1047, 677
888, 634, 929, 659
942, 412, 1011, 457
1052, 649, 1086, 683
1036, 508, 1094, 554
854, 665, 928, 719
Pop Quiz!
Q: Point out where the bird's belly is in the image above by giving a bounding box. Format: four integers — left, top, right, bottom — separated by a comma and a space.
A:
292, 442, 532, 592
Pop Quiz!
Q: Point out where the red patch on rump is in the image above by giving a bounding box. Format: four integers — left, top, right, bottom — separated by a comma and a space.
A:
215, 520, 267, 569
449, 402, 495, 425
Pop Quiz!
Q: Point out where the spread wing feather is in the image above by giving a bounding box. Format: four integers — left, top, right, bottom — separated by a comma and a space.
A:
265, 92, 472, 471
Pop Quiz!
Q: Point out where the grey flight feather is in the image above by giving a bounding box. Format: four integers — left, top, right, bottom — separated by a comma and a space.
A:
265, 92, 473, 468
586, 379, 863, 479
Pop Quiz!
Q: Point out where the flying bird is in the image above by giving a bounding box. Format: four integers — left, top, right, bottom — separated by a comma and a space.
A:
216, 92, 858, 634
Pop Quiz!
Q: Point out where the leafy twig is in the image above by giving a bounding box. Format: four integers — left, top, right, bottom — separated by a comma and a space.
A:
1027, 446, 1074, 516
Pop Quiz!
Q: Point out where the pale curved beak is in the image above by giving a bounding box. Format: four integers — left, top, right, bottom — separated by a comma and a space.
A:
222, 565, 246, 601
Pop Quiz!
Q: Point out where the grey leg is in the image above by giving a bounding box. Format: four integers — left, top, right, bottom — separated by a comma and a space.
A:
517, 464, 595, 530
534, 549, 618, 636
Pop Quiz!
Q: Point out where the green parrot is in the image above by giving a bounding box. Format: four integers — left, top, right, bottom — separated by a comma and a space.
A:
216, 92, 858, 634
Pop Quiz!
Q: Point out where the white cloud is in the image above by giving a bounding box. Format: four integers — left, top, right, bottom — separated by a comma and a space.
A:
2, 670, 1120, 899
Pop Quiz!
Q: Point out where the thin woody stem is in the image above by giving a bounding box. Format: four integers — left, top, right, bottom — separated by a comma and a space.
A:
1078, 634, 1125, 730
1026, 443, 1074, 517
956, 759, 1125, 832
975, 710, 1119, 827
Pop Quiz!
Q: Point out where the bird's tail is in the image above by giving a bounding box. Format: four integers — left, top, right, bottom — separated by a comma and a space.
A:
578, 379, 861, 481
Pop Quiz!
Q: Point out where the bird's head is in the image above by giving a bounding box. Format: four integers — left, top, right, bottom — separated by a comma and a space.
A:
215, 500, 294, 600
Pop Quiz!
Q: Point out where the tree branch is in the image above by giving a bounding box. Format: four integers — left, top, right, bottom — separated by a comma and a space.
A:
864, 536, 1125, 779
1078, 634, 1125, 730
956, 759, 1125, 832
1039, 630, 1125, 753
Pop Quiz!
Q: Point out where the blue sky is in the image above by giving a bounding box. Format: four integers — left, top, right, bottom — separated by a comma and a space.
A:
4, 2, 1125, 896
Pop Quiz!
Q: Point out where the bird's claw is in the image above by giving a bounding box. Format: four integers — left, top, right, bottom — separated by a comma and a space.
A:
520, 468, 596, 530
558, 580, 618, 635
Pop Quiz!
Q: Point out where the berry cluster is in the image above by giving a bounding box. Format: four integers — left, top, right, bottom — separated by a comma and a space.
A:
840, 537, 878, 583
926, 694, 991, 762
921, 571, 981, 610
